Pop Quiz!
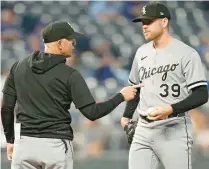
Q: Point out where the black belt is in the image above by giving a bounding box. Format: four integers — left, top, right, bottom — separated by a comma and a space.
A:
140, 112, 185, 123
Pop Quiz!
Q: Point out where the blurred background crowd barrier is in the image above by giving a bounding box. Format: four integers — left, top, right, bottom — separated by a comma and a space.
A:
1, 1, 209, 169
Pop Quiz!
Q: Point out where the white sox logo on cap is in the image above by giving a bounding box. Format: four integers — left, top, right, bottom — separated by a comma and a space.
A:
142, 6, 146, 15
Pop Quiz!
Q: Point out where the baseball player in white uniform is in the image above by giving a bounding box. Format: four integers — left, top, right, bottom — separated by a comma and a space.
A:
121, 2, 208, 169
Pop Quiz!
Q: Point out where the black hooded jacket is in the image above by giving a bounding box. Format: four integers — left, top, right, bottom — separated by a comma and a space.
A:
1, 51, 124, 143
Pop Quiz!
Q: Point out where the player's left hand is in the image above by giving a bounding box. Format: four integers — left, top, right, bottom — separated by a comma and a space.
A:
147, 105, 173, 120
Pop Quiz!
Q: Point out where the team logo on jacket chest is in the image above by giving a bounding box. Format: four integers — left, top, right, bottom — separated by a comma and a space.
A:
139, 63, 179, 81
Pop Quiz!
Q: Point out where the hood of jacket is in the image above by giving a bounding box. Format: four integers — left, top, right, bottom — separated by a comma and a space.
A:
28, 51, 66, 74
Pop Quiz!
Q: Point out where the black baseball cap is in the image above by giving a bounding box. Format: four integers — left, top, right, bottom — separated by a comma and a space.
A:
132, 2, 171, 22
42, 21, 83, 43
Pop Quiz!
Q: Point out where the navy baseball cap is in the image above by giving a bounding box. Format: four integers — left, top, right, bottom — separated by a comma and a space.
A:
132, 2, 171, 22
42, 21, 83, 43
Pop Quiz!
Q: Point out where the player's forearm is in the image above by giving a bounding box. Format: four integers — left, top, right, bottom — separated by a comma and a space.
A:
171, 85, 208, 115
1, 93, 16, 144
79, 93, 124, 121
122, 88, 140, 119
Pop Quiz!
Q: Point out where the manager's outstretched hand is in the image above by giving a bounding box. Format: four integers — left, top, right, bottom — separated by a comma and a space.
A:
120, 84, 144, 101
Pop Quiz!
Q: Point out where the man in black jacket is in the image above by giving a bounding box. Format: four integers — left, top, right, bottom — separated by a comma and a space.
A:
1, 21, 143, 169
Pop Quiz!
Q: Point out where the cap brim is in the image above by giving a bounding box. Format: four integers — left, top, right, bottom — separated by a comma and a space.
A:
67, 31, 84, 39
132, 16, 157, 22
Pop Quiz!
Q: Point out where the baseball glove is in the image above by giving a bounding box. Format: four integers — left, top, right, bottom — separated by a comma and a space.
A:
124, 120, 138, 144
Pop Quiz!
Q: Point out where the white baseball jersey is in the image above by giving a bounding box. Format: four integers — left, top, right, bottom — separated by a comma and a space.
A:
129, 38, 207, 116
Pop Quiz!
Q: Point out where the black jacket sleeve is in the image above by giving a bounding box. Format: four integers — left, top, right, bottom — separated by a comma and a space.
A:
1, 93, 16, 144
122, 88, 140, 119
1, 62, 18, 144
69, 70, 124, 121
79, 93, 124, 121
171, 85, 208, 115
69, 71, 96, 109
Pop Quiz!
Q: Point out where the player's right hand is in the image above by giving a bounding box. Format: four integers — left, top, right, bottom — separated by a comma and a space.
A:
120, 84, 144, 101
6, 143, 14, 160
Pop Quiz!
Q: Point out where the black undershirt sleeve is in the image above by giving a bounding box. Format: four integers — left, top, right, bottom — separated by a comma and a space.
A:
121, 85, 208, 119
122, 88, 140, 119
171, 85, 208, 115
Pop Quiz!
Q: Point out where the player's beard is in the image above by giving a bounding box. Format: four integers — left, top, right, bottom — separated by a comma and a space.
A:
145, 30, 163, 41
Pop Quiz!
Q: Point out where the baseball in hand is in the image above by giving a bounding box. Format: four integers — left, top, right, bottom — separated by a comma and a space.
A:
146, 107, 158, 116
